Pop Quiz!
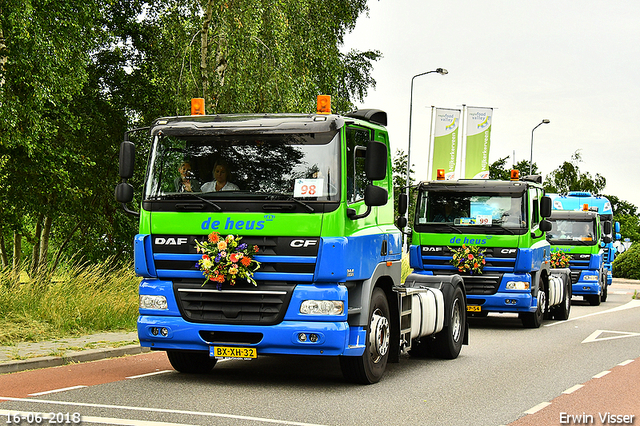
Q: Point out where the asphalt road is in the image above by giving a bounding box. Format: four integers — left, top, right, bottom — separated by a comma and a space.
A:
1, 282, 639, 426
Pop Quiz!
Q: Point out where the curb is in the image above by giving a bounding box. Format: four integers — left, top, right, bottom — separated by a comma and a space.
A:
0, 345, 151, 375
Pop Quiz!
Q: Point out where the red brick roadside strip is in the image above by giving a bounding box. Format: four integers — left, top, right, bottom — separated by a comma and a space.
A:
509, 356, 640, 425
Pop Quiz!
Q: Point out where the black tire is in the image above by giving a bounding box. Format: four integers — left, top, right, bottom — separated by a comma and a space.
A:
521, 285, 546, 328
166, 350, 217, 374
340, 288, 390, 384
552, 280, 571, 321
587, 294, 601, 306
601, 277, 608, 302
432, 285, 465, 359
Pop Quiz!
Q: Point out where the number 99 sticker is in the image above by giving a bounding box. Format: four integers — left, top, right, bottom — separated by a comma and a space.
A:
294, 179, 324, 198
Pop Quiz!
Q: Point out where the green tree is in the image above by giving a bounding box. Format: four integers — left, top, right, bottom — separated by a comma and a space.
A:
392, 149, 416, 225
488, 156, 538, 181
0, 0, 381, 274
543, 150, 606, 194
0, 0, 108, 273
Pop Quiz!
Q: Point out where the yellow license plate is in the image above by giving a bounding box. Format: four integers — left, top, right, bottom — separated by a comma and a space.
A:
467, 305, 482, 312
211, 346, 257, 359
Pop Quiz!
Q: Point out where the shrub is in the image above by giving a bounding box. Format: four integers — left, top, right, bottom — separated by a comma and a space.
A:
612, 243, 640, 280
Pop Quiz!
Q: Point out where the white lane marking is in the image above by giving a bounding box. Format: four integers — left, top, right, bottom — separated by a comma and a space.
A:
592, 370, 610, 379
524, 402, 551, 414
126, 370, 173, 379
28, 385, 87, 396
618, 359, 634, 366
0, 410, 196, 426
582, 329, 640, 343
0, 397, 329, 426
562, 384, 584, 394
545, 299, 640, 327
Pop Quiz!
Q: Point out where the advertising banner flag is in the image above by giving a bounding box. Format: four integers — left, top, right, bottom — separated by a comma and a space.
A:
431, 108, 460, 180
464, 107, 493, 179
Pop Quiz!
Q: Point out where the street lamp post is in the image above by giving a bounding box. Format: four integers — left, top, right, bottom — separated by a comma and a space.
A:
529, 119, 550, 175
404, 68, 448, 250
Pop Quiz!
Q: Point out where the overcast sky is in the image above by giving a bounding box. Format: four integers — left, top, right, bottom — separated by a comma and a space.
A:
342, 0, 640, 209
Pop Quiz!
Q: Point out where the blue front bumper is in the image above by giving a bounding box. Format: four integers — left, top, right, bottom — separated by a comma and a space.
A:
138, 315, 365, 356
466, 291, 537, 314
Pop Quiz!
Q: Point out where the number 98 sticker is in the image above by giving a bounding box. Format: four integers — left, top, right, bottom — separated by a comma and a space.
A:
294, 179, 324, 198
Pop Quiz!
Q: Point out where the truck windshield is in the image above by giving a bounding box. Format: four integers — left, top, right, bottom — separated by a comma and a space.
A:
144, 131, 340, 202
547, 219, 597, 245
415, 191, 527, 234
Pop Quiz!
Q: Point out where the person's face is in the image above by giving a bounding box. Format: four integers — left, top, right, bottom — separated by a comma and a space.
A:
179, 163, 191, 177
214, 165, 228, 183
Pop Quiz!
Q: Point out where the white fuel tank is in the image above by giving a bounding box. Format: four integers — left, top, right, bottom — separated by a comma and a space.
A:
548, 274, 564, 307
410, 288, 445, 339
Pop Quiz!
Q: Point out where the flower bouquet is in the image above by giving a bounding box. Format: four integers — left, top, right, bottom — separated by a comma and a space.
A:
450, 244, 486, 275
550, 250, 571, 268
195, 232, 261, 290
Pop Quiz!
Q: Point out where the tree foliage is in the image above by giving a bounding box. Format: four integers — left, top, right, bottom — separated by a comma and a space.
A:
488, 156, 538, 181
543, 150, 606, 194
612, 242, 640, 280
0, 0, 381, 273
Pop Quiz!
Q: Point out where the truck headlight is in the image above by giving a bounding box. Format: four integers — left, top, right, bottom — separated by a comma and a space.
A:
506, 281, 530, 290
300, 300, 344, 315
139, 295, 168, 310
583, 275, 598, 281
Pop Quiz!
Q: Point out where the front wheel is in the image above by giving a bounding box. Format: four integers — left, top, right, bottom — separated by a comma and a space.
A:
432, 285, 465, 359
340, 288, 390, 384
601, 277, 608, 302
167, 350, 217, 374
521, 286, 546, 328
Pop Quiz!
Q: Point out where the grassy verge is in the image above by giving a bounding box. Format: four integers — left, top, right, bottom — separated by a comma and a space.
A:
0, 261, 139, 344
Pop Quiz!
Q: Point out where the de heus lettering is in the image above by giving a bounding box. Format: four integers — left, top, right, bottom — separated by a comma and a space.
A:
449, 236, 488, 245
201, 217, 265, 231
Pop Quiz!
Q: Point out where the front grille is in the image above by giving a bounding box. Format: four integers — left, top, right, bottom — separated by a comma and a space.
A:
419, 245, 514, 295
174, 280, 295, 325
570, 270, 581, 284
462, 274, 504, 295
151, 234, 319, 324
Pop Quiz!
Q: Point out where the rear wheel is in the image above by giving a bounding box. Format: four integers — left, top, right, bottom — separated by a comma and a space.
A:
432, 285, 465, 359
340, 288, 390, 384
167, 350, 217, 374
552, 280, 571, 321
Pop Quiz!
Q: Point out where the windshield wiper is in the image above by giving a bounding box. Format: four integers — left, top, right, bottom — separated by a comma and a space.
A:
255, 192, 315, 213
429, 223, 463, 234
162, 193, 222, 211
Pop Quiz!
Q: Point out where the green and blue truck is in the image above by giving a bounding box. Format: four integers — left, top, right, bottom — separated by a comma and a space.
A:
548, 192, 620, 286
406, 173, 572, 328
115, 99, 468, 384
546, 210, 612, 306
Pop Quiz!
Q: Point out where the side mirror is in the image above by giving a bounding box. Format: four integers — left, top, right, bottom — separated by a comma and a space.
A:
115, 182, 134, 204
540, 196, 552, 218
398, 193, 408, 215
119, 141, 136, 179
348, 185, 388, 220
396, 216, 407, 229
615, 221, 621, 233
616, 233, 621, 240
364, 141, 388, 181
364, 184, 388, 207
539, 219, 552, 232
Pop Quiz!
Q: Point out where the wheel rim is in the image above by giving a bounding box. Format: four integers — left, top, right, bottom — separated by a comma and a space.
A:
369, 308, 390, 363
451, 298, 462, 342
537, 290, 546, 316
